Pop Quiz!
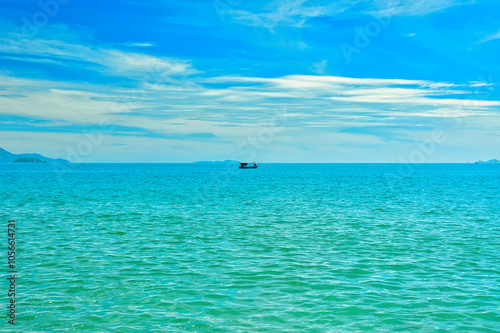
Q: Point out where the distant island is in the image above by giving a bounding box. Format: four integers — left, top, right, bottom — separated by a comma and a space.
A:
475, 159, 500, 164
13, 157, 48, 164
0, 147, 70, 164
193, 160, 239, 165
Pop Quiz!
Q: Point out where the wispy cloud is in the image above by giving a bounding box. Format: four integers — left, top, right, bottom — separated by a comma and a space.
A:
369, 0, 475, 17
0, 31, 195, 81
221, 0, 473, 29
2, 72, 498, 138
477, 29, 500, 44
311, 60, 328, 74
224, 0, 350, 29
119, 41, 158, 48
206, 75, 500, 111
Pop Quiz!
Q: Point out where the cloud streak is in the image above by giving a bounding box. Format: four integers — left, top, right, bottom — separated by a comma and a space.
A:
369, 0, 475, 17
2, 71, 498, 142
477, 29, 500, 44
119, 41, 158, 48
220, 0, 474, 29
0, 31, 196, 81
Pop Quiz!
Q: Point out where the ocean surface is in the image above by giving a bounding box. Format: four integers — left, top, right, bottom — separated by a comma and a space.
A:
1, 163, 500, 332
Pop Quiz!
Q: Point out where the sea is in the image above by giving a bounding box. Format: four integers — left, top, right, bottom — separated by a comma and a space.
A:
1, 163, 499, 332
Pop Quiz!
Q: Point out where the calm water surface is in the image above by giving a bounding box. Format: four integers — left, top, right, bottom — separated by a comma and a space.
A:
1, 163, 499, 332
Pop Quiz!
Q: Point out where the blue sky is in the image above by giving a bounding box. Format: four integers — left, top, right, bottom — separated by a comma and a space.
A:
0, 0, 499, 162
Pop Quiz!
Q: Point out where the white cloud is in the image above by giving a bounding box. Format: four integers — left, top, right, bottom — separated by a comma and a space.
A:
2, 72, 498, 138
104, 50, 195, 77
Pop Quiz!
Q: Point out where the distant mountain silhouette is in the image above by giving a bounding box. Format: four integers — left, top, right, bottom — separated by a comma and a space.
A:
193, 160, 239, 164
475, 159, 500, 164
13, 157, 47, 163
0, 147, 70, 164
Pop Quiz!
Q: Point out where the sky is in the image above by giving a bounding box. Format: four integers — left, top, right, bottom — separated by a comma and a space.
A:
0, 0, 499, 163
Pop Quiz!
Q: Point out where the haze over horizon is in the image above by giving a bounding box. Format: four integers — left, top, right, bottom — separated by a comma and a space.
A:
1, 0, 500, 163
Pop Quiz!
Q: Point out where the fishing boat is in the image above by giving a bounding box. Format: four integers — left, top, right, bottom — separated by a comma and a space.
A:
239, 162, 258, 169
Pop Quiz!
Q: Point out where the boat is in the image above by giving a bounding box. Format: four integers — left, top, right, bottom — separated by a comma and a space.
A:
239, 162, 258, 169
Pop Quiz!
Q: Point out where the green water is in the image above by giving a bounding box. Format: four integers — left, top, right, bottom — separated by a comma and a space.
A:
1, 163, 499, 332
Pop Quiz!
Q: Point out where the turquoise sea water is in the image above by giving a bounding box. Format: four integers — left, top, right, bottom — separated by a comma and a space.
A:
1, 163, 500, 332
